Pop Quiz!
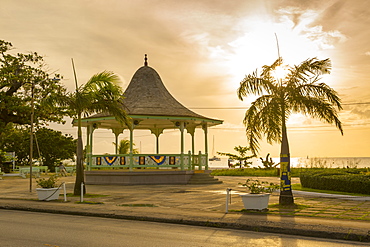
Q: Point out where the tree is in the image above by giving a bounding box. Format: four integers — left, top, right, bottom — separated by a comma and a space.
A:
114, 139, 139, 154
217, 146, 255, 168
0, 40, 68, 134
0, 125, 77, 170
0, 125, 31, 166
237, 57, 343, 205
259, 153, 279, 169
55, 70, 130, 195
35, 127, 76, 171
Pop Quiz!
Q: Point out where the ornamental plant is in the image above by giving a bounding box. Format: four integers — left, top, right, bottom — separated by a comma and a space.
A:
239, 179, 279, 194
36, 175, 59, 188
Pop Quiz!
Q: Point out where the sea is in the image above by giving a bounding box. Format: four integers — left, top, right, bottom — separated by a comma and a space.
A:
209, 157, 370, 169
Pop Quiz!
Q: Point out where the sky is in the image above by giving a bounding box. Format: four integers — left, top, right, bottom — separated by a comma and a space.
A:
1, 0, 370, 158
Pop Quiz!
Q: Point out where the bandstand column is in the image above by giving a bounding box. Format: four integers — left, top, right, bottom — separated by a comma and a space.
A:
86, 124, 97, 171
129, 122, 134, 171
179, 121, 185, 170
202, 123, 209, 170
187, 126, 196, 170
151, 127, 164, 154
86, 125, 91, 170
112, 128, 124, 154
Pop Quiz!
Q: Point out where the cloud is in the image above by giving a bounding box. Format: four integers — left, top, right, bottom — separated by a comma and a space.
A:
350, 106, 370, 119
275, 6, 347, 50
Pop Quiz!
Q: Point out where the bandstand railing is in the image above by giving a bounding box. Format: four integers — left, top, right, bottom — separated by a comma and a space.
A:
87, 151, 208, 171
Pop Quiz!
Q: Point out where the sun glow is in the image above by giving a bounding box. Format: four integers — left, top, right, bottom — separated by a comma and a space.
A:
273, 65, 290, 82
202, 7, 346, 93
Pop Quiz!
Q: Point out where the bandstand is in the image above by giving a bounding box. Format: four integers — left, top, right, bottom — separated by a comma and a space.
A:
75, 55, 223, 185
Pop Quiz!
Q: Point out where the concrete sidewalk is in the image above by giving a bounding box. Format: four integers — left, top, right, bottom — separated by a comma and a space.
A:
1, 175, 369, 242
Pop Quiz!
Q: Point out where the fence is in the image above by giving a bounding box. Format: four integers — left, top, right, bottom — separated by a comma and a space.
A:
88, 151, 208, 171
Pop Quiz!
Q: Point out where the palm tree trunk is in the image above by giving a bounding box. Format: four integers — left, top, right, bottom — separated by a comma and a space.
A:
279, 115, 294, 205
74, 113, 86, 195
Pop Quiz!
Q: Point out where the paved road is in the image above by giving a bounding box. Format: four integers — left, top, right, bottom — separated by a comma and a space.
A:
1, 210, 368, 247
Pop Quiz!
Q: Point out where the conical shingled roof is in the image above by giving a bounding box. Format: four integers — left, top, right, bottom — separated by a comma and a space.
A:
78, 57, 222, 129
123, 65, 209, 119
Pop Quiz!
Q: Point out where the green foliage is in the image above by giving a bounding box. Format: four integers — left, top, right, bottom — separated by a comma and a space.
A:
35, 128, 77, 171
0, 149, 7, 165
259, 153, 278, 169
239, 178, 280, 194
0, 40, 68, 133
217, 145, 255, 168
292, 183, 370, 196
211, 168, 281, 177
36, 175, 59, 188
0, 126, 76, 169
0, 125, 33, 166
300, 169, 370, 194
114, 139, 139, 154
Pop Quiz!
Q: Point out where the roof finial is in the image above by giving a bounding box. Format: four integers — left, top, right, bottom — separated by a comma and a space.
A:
144, 54, 148, 66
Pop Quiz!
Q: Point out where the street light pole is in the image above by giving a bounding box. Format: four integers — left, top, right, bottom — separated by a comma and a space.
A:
29, 81, 35, 192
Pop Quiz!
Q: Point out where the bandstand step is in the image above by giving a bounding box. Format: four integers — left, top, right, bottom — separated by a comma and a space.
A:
188, 172, 222, 184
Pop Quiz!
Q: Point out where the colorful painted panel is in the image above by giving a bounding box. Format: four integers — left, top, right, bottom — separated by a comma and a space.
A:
120, 156, 126, 165
169, 156, 176, 165
149, 156, 166, 165
104, 156, 117, 166
96, 157, 102, 166
139, 156, 145, 165
94, 156, 124, 166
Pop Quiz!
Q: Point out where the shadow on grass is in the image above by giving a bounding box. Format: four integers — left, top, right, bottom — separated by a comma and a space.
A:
66, 193, 108, 198
117, 204, 156, 207
75, 201, 104, 204
229, 203, 310, 215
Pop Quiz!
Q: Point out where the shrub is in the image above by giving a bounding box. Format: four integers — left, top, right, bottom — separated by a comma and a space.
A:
300, 170, 370, 194
36, 175, 59, 188
211, 168, 279, 177
239, 179, 279, 194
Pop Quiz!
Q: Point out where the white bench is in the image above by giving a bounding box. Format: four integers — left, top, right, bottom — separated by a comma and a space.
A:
19, 167, 41, 178
55, 167, 75, 176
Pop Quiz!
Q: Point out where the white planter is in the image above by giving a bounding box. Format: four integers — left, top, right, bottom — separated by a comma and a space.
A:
239, 193, 270, 210
36, 188, 61, 201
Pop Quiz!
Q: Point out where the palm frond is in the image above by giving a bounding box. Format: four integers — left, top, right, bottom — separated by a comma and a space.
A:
243, 95, 283, 154
73, 71, 131, 127
297, 83, 342, 110
291, 96, 343, 135
286, 58, 331, 87
237, 71, 276, 100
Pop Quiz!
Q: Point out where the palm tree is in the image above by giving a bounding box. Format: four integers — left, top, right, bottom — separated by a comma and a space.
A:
66, 70, 130, 195
113, 139, 139, 154
237, 57, 343, 205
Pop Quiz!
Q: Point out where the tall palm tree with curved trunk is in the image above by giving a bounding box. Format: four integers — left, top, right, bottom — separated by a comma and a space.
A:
237, 57, 343, 205
66, 70, 130, 195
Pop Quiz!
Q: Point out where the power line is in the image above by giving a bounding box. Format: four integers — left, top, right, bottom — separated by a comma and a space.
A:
342, 102, 370, 105
189, 102, 370, 110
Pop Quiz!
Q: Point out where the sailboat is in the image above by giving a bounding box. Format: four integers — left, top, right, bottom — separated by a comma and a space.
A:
209, 136, 221, 161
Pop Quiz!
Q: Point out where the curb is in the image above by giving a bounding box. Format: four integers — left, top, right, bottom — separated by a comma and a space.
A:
1, 204, 369, 243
